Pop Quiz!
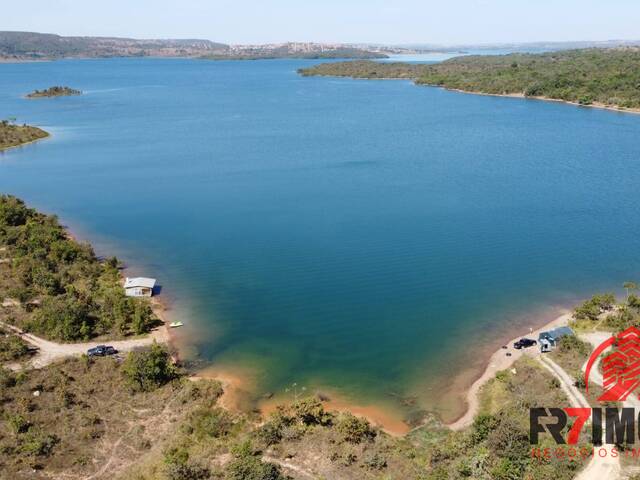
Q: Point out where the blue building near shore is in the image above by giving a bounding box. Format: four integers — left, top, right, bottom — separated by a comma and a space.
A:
538, 326, 574, 352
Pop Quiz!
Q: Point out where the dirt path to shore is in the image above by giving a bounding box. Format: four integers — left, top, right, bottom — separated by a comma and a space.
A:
0, 320, 167, 368
539, 353, 621, 480
574, 331, 625, 480
447, 311, 572, 430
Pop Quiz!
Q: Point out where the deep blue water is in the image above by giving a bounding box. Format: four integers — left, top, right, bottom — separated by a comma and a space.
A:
1, 58, 639, 421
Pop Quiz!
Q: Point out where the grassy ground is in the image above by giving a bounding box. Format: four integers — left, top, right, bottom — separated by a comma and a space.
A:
473, 356, 589, 480
0, 355, 224, 479
0, 351, 589, 480
549, 336, 591, 377
0, 121, 49, 151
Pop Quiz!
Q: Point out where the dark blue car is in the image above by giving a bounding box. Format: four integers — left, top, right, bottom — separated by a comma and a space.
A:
87, 345, 118, 357
513, 338, 537, 349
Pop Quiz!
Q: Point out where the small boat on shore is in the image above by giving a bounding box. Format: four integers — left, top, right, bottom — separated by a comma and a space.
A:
169, 321, 183, 328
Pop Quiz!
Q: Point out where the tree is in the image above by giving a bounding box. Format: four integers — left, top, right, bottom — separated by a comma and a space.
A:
28, 294, 93, 341
131, 300, 151, 335
573, 293, 616, 321
335, 412, 376, 444
624, 282, 638, 302
0, 195, 32, 227
291, 397, 333, 426
122, 342, 176, 392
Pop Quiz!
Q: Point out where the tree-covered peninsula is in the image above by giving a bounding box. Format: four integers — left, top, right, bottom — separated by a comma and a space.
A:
26, 86, 82, 98
299, 48, 640, 110
0, 195, 158, 341
0, 120, 49, 151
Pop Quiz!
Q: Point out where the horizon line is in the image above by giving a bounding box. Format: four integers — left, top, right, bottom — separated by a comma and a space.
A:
3, 30, 640, 49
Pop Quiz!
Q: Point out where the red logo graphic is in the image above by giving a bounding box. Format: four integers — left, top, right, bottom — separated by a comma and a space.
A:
584, 326, 640, 401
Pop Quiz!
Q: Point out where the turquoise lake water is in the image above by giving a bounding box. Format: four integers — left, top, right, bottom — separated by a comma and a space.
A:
1, 58, 639, 421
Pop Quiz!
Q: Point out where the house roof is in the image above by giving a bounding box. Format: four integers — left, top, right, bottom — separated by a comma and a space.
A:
124, 277, 156, 289
539, 326, 574, 341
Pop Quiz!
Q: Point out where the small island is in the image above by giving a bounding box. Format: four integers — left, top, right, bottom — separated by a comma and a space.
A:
26, 85, 82, 98
0, 119, 49, 151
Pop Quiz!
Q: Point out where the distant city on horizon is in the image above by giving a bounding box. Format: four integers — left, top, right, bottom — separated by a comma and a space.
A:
2, 30, 640, 62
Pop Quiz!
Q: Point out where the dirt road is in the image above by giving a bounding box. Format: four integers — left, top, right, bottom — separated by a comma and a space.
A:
539, 353, 621, 480
0, 320, 166, 368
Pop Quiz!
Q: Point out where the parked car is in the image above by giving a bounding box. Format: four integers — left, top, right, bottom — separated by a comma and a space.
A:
87, 345, 118, 357
513, 338, 537, 349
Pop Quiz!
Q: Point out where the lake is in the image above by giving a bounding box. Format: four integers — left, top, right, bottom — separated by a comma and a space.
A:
1, 58, 639, 423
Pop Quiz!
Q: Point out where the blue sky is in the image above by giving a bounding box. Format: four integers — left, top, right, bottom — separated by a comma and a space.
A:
3, 0, 639, 45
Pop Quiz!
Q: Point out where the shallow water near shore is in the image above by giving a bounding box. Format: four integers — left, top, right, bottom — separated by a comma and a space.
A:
1, 58, 640, 425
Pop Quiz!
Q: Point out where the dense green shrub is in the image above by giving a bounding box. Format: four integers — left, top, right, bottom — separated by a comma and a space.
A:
556, 335, 591, 356
27, 293, 93, 340
335, 412, 376, 444
573, 293, 616, 321
291, 397, 333, 426
0, 195, 32, 226
605, 306, 640, 332
471, 413, 498, 444
256, 419, 283, 446
122, 342, 176, 392
18, 430, 59, 457
0, 331, 30, 361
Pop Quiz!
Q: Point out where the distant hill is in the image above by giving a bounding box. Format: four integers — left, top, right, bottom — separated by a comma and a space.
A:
0, 31, 229, 60
202, 42, 387, 60
0, 32, 387, 61
400, 39, 640, 54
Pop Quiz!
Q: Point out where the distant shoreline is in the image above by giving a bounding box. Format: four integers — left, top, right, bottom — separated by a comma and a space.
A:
304, 72, 640, 115
439, 86, 640, 115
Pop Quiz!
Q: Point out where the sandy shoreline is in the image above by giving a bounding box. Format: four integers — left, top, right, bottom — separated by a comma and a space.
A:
446, 310, 572, 430
435, 86, 640, 115
149, 296, 174, 350
157, 299, 576, 436
307, 73, 640, 115
259, 390, 411, 437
